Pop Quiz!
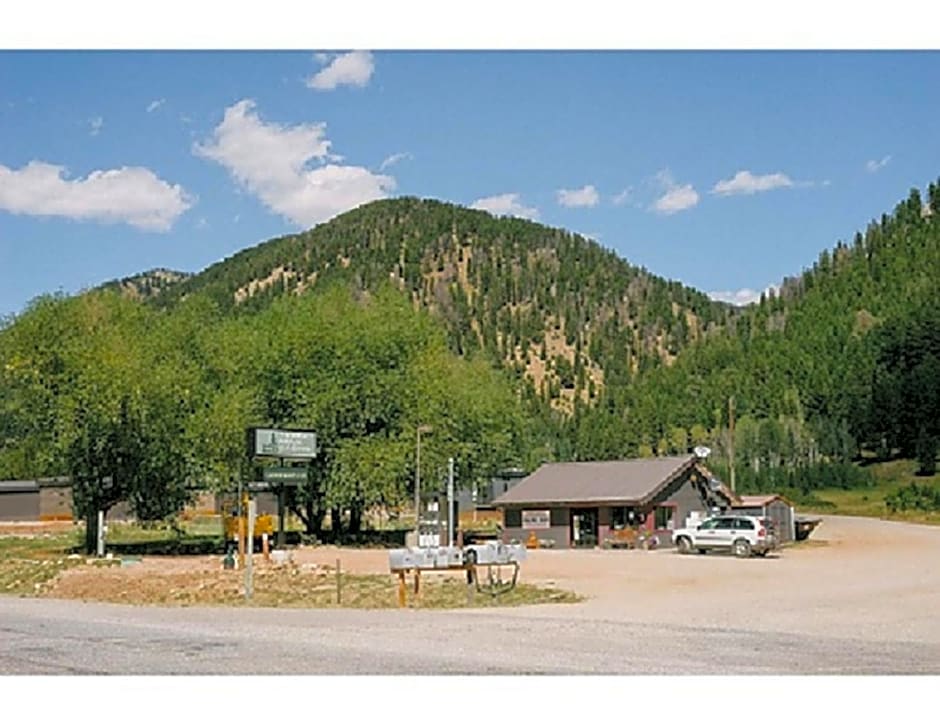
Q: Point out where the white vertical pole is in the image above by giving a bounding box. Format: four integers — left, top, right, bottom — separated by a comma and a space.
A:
96, 510, 105, 558
447, 457, 455, 548
245, 499, 256, 600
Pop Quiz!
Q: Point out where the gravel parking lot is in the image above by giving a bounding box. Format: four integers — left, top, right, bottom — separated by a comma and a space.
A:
2, 515, 939, 673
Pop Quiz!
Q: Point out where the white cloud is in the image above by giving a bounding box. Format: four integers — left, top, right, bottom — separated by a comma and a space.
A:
648, 170, 698, 215
612, 187, 632, 206
654, 185, 699, 214
379, 152, 412, 171
708, 284, 779, 307
470, 193, 539, 221
0, 161, 192, 231
307, 51, 375, 91
557, 184, 599, 208
866, 155, 891, 173
712, 170, 794, 196
194, 99, 395, 228
89, 116, 103, 136
146, 98, 166, 113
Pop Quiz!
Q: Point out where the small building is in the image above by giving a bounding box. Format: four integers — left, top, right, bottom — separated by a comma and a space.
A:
493, 455, 737, 549
731, 494, 795, 543
0, 480, 41, 521
0, 478, 75, 522
0, 477, 135, 523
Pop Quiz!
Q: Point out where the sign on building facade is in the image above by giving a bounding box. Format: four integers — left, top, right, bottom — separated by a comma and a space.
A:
522, 509, 551, 530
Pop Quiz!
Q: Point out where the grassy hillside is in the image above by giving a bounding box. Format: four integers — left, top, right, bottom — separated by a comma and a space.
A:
796, 459, 940, 524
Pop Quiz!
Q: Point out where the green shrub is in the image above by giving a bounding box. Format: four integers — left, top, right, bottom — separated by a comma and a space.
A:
885, 482, 940, 513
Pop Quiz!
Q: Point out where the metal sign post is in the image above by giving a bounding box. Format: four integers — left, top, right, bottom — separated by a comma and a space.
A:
244, 499, 256, 600
96, 510, 105, 557
447, 457, 455, 548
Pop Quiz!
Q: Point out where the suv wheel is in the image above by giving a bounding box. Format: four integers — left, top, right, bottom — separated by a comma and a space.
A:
676, 536, 692, 555
733, 539, 752, 558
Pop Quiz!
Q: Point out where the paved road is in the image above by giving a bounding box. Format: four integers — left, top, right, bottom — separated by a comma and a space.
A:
2, 595, 939, 674
2, 515, 940, 674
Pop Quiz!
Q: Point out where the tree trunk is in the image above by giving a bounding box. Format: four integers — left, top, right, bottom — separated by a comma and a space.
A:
349, 505, 362, 535
84, 508, 98, 555
330, 506, 343, 542
292, 498, 325, 538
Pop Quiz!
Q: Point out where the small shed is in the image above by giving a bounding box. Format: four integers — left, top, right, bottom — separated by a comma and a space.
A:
731, 494, 795, 543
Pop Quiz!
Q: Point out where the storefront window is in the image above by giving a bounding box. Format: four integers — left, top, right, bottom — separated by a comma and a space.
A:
611, 506, 639, 530
654, 506, 674, 530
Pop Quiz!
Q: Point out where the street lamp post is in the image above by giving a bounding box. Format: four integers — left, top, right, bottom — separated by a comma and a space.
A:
414, 424, 433, 544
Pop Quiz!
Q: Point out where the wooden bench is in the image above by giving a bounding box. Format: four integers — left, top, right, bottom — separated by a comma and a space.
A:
603, 527, 639, 549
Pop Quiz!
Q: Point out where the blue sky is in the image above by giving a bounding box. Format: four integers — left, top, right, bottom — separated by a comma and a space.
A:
2, 50, 940, 318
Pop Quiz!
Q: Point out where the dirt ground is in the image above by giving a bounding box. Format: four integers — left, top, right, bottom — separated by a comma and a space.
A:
15, 514, 940, 643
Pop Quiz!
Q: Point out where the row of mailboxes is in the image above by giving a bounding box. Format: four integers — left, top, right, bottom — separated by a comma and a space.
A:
388, 542, 526, 571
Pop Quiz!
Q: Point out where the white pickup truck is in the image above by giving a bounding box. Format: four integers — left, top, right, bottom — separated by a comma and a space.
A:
672, 514, 777, 558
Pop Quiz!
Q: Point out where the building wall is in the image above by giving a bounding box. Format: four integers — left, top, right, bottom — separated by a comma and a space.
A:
39, 485, 74, 521
646, 471, 722, 547
106, 501, 135, 522
503, 505, 570, 548
597, 506, 611, 548
0, 491, 40, 521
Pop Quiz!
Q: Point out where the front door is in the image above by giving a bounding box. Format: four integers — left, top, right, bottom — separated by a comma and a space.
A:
570, 508, 598, 548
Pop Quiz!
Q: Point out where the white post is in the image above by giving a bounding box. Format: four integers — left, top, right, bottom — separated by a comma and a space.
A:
96, 510, 105, 558
447, 457, 455, 548
245, 499, 256, 600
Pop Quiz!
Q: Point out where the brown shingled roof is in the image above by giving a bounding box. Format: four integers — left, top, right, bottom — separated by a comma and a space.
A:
492, 456, 700, 506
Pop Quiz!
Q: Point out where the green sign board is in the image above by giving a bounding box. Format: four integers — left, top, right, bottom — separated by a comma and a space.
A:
247, 427, 318, 460
262, 467, 308, 485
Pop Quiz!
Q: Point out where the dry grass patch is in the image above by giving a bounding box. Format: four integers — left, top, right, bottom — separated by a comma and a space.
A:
44, 561, 580, 609
0, 531, 94, 596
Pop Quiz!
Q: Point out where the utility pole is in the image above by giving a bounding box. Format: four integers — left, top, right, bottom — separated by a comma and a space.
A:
447, 457, 455, 548
414, 425, 432, 544
728, 395, 736, 493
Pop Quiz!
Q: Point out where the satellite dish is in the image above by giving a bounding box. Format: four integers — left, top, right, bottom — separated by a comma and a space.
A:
708, 477, 723, 491
693, 445, 711, 459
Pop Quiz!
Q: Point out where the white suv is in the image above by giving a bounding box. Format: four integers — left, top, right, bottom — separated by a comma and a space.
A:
672, 515, 777, 558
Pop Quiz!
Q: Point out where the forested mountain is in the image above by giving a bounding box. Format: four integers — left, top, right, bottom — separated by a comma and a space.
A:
99, 268, 192, 301
566, 182, 940, 489
150, 198, 731, 415
2, 181, 939, 542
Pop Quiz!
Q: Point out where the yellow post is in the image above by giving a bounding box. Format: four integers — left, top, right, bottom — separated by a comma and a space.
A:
262, 533, 270, 562
397, 571, 407, 608
237, 516, 246, 569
